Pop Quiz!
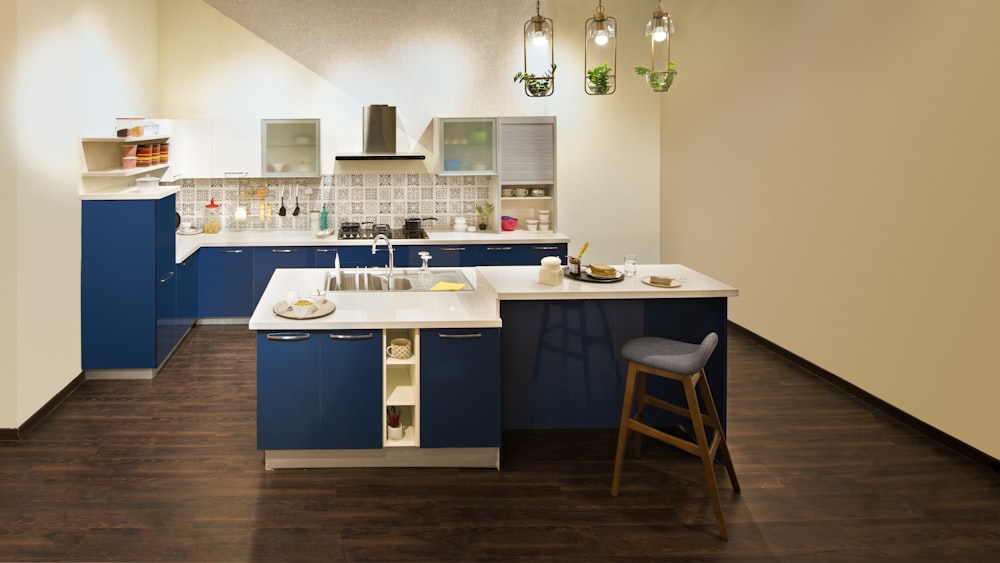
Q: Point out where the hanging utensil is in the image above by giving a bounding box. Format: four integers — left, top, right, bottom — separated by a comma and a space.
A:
278, 187, 287, 216
292, 185, 300, 216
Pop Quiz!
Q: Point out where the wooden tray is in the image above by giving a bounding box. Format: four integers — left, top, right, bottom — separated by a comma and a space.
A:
272, 300, 336, 319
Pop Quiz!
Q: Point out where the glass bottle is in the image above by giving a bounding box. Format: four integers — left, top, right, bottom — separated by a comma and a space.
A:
320, 204, 328, 231
203, 198, 220, 234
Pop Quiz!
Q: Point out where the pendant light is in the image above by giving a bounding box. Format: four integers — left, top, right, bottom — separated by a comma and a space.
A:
584, 1, 617, 95
516, 1, 555, 97
637, 1, 677, 92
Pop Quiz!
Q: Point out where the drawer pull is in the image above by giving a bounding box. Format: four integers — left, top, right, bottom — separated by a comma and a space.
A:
486, 246, 512, 251
159, 271, 175, 283
329, 332, 375, 340
266, 333, 310, 342
438, 332, 482, 339
533, 245, 559, 250
271, 249, 298, 253
220, 249, 244, 254
440, 247, 466, 251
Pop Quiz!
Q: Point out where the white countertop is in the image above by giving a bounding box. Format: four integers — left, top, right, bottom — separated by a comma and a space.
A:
176, 229, 570, 262
81, 186, 180, 200
476, 264, 739, 300
248, 264, 737, 331
248, 267, 502, 331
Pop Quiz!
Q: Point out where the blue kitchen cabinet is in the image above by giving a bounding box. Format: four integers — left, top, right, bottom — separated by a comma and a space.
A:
318, 330, 383, 449
401, 244, 466, 267
256, 329, 382, 450
518, 243, 567, 265
253, 247, 314, 304
198, 247, 254, 317
314, 245, 389, 268
257, 332, 322, 449
470, 242, 567, 265
176, 252, 199, 333
419, 328, 501, 448
82, 194, 181, 371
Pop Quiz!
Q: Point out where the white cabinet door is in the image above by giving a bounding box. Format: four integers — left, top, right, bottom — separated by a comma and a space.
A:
165, 119, 212, 180
211, 119, 261, 178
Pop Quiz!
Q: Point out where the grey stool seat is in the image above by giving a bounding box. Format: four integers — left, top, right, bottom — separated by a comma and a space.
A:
611, 332, 740, 540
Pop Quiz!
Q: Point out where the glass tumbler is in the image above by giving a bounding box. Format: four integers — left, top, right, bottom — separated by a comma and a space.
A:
624, 254, 637, 277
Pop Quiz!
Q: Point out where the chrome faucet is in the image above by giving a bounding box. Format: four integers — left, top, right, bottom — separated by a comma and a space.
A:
371, 234, 394, 282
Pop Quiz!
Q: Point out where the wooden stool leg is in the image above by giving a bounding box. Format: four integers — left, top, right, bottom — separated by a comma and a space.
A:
683, 373, 729, 541
611, 361, 639, 497
631, 371, 648, 457
697, 372, 740, 492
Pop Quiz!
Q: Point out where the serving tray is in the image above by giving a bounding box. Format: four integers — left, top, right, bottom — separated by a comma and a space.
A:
272, 300, 336, 319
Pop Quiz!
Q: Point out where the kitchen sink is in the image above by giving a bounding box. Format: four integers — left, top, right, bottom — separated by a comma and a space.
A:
325, 269, 474, 292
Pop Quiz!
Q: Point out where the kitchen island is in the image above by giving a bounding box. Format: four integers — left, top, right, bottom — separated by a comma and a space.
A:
250, 264, 737, 469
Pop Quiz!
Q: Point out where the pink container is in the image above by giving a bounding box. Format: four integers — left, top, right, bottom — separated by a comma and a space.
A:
501, 216, 518, 231
121, 144, 138, 158
122, 156, 137, 170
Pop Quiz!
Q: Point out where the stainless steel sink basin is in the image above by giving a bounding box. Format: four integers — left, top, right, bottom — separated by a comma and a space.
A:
326, 269, 473, 292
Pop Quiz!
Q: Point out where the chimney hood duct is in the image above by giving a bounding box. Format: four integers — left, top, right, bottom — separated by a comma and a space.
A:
335, 105, 426, 161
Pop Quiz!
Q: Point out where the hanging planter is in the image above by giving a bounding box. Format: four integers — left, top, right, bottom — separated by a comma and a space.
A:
635, 62, 677, 92
514, 63, 557, 97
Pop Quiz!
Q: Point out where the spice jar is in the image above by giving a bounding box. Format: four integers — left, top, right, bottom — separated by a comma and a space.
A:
538, 256, 564, 286
203, 198, 221, 234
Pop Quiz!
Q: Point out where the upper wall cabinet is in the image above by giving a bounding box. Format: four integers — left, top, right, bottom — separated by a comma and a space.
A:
211, 119, 261, 178
262, 119, 321, 178
434, 117, 497, 176
498, 116, 555, 185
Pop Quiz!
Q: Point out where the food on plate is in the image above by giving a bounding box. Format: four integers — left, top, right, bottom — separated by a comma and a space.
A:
293, 299, 314, 307
650, 276, 674, 286
589, 264, 618, 277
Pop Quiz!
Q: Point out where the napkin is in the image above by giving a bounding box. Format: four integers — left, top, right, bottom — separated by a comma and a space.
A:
430, 282, 465, 291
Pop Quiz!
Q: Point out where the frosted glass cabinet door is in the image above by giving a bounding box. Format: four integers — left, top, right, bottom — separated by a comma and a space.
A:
262, 119, 321, 178
434, 117, 497, 175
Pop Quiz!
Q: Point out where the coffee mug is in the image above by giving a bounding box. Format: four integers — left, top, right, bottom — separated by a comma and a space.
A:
514, 187, 529, 197
386, 338, 412, 359
502, 187, 515, 197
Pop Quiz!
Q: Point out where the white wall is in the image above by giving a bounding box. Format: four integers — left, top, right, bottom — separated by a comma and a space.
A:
1, 0, 161, 428
661, 0, 1000, 458
176, 0, 662, 267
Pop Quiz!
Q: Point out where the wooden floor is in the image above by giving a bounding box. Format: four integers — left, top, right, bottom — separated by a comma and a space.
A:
2, 325, 999, 562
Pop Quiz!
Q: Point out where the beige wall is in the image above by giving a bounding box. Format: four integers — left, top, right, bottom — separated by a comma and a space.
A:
662, 0, 1000, 458
2, 0, 161, 428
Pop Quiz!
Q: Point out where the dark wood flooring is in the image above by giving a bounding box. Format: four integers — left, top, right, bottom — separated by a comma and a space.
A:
2, 325, 999, 561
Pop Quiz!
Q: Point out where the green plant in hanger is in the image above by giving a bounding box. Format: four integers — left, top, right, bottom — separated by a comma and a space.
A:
514, 63, 557, 97
586, 62, 613, 94
635, 61, 677, 92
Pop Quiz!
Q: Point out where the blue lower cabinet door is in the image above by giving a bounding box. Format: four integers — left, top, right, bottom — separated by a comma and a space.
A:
257, 332, 322, 449
420, 328, 501, 448
319, 330, 383, 449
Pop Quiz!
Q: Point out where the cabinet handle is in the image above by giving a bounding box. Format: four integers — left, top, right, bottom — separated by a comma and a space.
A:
271, 249, 299, 253
486, 246, 512, 251
220, 249, 244, 254
159, 271, 175, 283
329, 332, 375, 340
440, 247, 465, 251
266, 333, 311, 341
316, 248, 338, 253
438, 332, 482, 339
532, 245, 559, 250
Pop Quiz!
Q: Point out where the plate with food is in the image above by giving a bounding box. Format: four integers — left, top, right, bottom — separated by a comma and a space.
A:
273, 299, 336, 319
642, 275, 682, 288
585, 264, 623, 280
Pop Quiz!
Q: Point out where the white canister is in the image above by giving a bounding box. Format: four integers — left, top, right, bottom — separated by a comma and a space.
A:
310, 210, 321, 232
538, 256, 564, 286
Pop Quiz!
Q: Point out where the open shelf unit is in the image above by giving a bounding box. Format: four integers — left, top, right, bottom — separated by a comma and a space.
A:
383, 328, 419, 447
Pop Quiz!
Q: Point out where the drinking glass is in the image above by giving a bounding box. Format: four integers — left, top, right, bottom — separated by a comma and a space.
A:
624, 254, 637, 277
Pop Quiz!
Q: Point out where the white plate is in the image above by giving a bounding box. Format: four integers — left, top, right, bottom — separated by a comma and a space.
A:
177, 227, 203, 235
642, 276, 682, 288
585, 267, 622, 280
272, 300, 336, 319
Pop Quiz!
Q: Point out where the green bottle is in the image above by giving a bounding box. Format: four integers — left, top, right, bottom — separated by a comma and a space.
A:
320, 204, 328, 230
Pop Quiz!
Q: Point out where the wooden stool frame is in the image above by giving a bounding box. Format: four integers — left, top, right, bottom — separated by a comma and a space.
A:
610, 358, 740, 540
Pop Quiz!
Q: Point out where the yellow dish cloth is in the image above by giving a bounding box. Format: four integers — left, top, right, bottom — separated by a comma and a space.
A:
430, 281, 465, 291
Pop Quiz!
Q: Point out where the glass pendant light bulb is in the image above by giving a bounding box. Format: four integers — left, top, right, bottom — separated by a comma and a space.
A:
646, 2, 672, 43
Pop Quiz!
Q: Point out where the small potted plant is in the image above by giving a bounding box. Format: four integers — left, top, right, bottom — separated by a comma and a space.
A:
635, 61, 677, 92
475, 201, 495, 230
386, 406, 403, 441
586, 62, 614, 95
514, 63, 557, 97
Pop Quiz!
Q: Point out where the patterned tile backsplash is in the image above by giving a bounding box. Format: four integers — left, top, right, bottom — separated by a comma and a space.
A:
173, 173, 495, 232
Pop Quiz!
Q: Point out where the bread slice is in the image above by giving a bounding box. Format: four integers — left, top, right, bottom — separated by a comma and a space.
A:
589, 263, 617, 277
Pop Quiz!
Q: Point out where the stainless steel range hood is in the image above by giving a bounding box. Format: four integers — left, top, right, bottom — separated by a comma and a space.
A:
335, 105, 426, 161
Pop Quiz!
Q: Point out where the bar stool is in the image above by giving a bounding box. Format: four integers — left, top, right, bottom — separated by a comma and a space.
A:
610, 332, 740, 540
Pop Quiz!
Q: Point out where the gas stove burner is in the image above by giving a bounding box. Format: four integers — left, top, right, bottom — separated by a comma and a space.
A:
337, 228, 429, 240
